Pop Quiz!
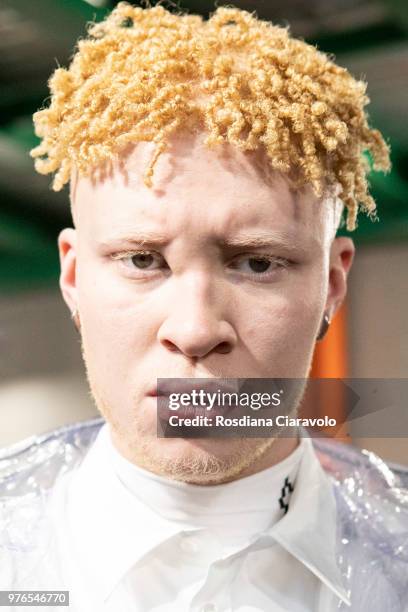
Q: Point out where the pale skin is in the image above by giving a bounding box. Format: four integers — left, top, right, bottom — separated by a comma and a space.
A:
58, 131, 354, 485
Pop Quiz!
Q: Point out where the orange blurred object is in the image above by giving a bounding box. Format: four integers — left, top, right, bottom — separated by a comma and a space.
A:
311, 301, 348, 379
304, 302, 351, 442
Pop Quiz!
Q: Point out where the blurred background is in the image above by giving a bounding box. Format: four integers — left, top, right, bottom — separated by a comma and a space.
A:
0, 0, 407, 463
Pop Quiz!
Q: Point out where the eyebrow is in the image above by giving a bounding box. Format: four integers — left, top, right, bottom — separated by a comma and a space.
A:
98, 232, 171, 250
218, 231, 297, 249
219, 231, 313, 258
98, 229, 310, 253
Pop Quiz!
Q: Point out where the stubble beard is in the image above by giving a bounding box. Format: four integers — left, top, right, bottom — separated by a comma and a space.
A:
81, 341, 304, 485
92, 384, 279, 484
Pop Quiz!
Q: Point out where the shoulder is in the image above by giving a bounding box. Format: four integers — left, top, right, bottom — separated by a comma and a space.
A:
312, 436, 408, 532
312, 436, 408, 489
0, 417, 105, 499
312, 437, 408, 608
311, 436, 408, 541
312, 436, 408, 520
0, 418, 104, 587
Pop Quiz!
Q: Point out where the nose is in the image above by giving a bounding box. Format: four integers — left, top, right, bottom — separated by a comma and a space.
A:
157, 274, 238, 359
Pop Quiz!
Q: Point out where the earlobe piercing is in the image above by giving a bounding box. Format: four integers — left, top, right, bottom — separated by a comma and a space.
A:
70, 307, 80, 333
316, 313, 331, 341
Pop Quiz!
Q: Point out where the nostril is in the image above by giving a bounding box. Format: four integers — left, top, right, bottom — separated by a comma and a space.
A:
216, 341, 232, 354
161, 339, 180, 352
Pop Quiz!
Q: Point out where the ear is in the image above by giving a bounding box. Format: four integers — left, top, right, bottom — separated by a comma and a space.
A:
325, 236, 355, 320
58, 227, 78, 313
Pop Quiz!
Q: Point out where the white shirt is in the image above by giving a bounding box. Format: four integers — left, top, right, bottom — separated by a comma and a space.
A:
41, 425, 350, 611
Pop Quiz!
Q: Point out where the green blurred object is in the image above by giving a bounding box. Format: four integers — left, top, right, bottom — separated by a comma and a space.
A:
0, 212, 59, 293
0, 0, 408, 290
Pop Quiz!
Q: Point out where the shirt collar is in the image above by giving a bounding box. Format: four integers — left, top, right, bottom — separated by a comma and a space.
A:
58, 423, 350, 606
108, 426, 304, 531
267, 432, 351, 607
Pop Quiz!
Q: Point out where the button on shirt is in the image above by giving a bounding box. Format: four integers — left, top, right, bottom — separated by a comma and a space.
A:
46, 424, 350, 611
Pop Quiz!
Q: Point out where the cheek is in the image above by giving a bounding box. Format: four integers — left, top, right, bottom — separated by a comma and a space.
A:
76, 259, 159, 390
238, 281, 324, 374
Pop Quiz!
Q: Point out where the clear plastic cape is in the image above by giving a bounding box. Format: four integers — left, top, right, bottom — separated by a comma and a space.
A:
0, 418, 407, 610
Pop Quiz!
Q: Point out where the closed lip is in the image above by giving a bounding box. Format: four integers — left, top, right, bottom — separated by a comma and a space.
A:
147, 379, 241, 398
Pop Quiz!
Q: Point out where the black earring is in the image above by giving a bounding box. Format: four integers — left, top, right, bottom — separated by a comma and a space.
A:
316, 313, 330, 341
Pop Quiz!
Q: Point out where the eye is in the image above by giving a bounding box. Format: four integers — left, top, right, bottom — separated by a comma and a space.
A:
245, 257, 272, 273
229, 255, 291, 277
128, 252, 160, 270
112, 250, 166, 272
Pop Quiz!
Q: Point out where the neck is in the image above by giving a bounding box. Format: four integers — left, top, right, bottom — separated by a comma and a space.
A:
232, 435, 300, 481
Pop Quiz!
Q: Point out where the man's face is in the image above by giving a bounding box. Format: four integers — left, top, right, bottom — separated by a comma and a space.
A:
59, 132, 353, 483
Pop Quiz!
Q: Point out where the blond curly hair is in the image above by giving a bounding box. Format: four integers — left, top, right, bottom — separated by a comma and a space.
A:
30, 2, 391, 230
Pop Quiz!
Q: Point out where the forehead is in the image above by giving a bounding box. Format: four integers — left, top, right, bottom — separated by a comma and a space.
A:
71, 132, 337, 247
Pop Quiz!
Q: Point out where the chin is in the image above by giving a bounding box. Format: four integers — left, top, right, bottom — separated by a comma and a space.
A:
107, 411, 273, 483
131, 434, 271, 484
